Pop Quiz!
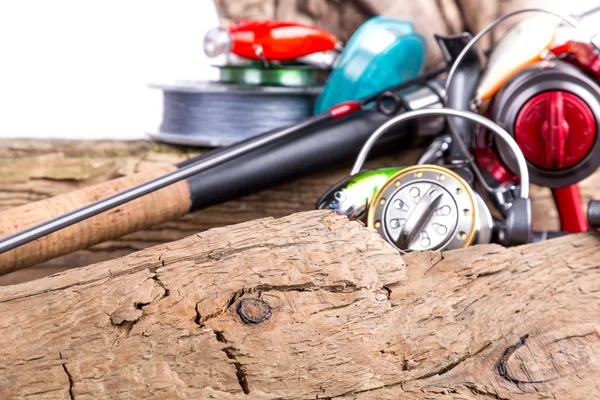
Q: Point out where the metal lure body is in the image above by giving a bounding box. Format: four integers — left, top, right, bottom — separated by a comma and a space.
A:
476, 16, 557, 101
317, 167, 402, 221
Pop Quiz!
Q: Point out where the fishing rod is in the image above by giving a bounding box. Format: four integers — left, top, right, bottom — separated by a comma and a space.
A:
0, 60, 450, 273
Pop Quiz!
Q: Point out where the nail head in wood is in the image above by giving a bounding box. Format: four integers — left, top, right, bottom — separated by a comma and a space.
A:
237, 298, 272, 324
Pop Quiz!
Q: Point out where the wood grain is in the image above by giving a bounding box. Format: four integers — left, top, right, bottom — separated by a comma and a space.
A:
0, 211, 598, 399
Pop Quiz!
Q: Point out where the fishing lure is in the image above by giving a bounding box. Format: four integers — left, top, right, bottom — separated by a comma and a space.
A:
317, 167, 402, 221
476, 15, 557, 101
204, 19, 339, 64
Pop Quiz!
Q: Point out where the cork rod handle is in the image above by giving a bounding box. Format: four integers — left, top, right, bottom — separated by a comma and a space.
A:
0, 166, 192, 275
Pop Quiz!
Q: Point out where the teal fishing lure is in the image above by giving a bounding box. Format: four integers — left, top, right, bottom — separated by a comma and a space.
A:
317, 167, 402, 221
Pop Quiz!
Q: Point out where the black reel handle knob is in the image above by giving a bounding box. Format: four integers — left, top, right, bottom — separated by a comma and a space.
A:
503, 198, 532, 246
587, 200, 600, 229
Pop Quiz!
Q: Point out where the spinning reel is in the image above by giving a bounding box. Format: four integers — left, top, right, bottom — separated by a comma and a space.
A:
475, 35, 600, 233
319, 108, 531, 252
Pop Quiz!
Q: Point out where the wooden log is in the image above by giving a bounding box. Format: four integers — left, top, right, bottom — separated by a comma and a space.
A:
0, 210, 598, 399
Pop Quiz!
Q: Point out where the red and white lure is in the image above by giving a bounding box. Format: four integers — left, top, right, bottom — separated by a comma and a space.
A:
204, 19, 340, 67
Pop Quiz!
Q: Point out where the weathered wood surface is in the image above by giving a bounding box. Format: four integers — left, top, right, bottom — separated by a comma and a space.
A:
0, 211, 598, 399
213, 0, 563, 68
1, 139, 600, 285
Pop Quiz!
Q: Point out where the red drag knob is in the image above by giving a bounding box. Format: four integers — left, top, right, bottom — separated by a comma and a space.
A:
515, 91, 596, 170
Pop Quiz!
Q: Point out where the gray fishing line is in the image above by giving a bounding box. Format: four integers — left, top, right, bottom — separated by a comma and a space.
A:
149, 81, 321, 147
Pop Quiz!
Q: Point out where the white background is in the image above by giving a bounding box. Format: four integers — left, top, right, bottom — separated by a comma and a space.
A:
0, 1, 599, 140
0, 0, 218, 140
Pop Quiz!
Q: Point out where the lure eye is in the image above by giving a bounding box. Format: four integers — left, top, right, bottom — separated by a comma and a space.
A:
334, 191, 346, 202
204, 27, 232, 58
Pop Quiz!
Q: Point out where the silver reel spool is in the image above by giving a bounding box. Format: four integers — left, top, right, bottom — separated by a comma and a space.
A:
351, 108, 531, 252
367, 165, 492, 251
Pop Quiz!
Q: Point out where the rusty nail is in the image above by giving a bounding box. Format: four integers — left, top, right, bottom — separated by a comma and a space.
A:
237, 298, 272, 324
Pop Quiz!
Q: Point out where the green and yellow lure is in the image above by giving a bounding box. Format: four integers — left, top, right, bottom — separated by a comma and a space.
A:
317, 167, 402, 221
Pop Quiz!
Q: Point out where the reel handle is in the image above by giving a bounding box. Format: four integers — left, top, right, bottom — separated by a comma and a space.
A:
0, 167, 192, 275
503, 198, 532, 246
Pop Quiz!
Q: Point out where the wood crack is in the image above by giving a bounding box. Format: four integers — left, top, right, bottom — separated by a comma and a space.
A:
222, 345, 250, 395
207, 327, 250, 394
422, 253, 445, 276
310, 298, 364, 315
110, 273, 170, 334
328, 342, 493, 398
59, 351, 75, 400
195, 288, 245, 326
257, 281, 359, 294
495, 334, 552, 385
0, 264, 161, 304
475, 268, 505, 278
151, 273, 170, 298
327, 379, 404, 399
548, 332, 598, 344
415, 341, 492, 380
193, 241, 302, 265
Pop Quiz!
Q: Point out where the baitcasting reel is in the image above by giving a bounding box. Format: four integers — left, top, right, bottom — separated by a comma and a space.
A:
319, 108, 531, 253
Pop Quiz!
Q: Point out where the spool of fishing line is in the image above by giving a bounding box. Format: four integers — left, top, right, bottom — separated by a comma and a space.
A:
149, 65, 323, 147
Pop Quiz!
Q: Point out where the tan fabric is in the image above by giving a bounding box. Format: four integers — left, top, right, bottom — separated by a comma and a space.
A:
213, 0, 564, 67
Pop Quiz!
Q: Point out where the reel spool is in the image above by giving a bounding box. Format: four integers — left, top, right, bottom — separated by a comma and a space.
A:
347, 108, 531, 252
213, 52, 331, 87
367, 164, 492, 251
149, 81, 321, 147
